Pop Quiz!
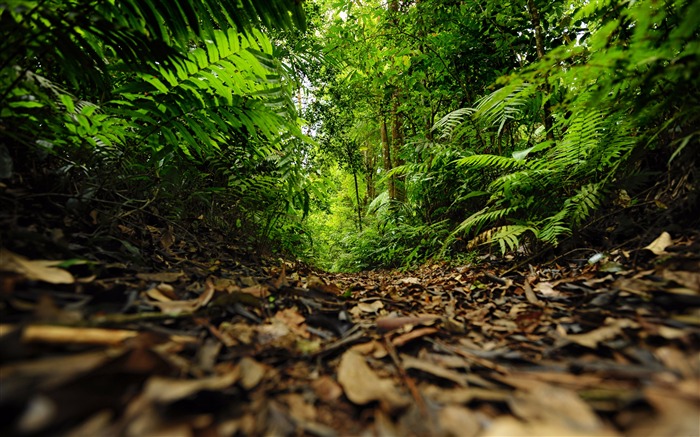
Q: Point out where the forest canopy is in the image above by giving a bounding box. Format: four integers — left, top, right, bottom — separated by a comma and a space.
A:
1, 0, 698, 271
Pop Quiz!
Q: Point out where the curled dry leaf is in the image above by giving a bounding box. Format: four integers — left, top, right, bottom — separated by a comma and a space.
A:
337, 350, 408, 410
146, 279, 215, 315
0, 248, 74, 284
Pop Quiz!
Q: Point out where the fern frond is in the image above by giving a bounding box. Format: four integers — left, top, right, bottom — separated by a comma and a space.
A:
453, 205, 520, 236
469, 225, 534, 254
564, 182, 604, 227
432, 107, 476, 139
473, 82, 536, 136
456, 154, 523, 170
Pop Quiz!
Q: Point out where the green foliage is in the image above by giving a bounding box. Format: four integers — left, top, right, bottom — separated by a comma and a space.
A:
1, 0, 311, 253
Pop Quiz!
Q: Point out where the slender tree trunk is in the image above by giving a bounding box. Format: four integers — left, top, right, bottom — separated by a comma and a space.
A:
380, 113, 395, 199
352, 169, 362, 231
527, 0, 555, 143
363, 144, 375, 205
391, 90, 405, 202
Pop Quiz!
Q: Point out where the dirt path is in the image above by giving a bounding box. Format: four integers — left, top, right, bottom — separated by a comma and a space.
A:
1, 234, 699, 436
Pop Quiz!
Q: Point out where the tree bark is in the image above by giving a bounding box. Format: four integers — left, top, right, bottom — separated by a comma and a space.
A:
390, 90, 405, 201
527, 0, 555, 143
380, 114, 395, 199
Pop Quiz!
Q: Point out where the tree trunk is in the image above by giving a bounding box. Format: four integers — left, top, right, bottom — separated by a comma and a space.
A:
363, 144, 376, 205
380, 114, 395, 199
390, 90, 405, 201
352, 169, 362, 231
527, 0, 555, 143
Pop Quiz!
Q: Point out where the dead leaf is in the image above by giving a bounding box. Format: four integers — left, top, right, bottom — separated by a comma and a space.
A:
644, 232, 673, 255
312, 376, 343, 402
274, 308, 309, 339
0, 249, 74, 284
240, 284, 269, 298
140, 371, 240, 404
353, 300, 384, 315
400, 354, 468, 386
136, 271, 183, 282
391, 327, 439, 346
376, 314, 441, 332
437, 405, 481, 437
337, 350, 408, 410
523, 281, 542, 306
662, 269, 700, 293
0, 324, 192, 346
239, 357, 266, 390
566, 318, 639, 348
147, 279, 215, 315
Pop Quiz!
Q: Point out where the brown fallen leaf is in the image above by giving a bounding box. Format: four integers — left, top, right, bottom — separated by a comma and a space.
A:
662, 269, 700, 293
400, 354, 468, 386
0, 248, 74, 284
337, 350, 409, 411
627, 384, 700, 437
240, 284, 269, 298
274, 307, 309, 339
312, 375, 343, 402
391, 327, 439, 347
136, 271, 183, 283
566, 318, 639, 349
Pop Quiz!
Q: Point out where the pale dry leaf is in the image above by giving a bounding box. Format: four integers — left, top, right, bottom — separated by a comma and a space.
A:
356, 300, 384, 313
627, 386, 700, 437
140, 370, 240, 404
437, 405, 481, 437
239, 284, 268, 298
508, 382, 607, 433
147, 279, 214, 315
0, 249, 74, 284
337, 350, 408, 410
239, 356, 266, 390
662, 269, 700, 293
483, 416, 620, 437
644, 231, 673, 255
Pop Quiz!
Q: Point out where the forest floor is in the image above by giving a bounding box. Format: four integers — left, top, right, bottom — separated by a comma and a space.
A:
1, 201, 700, 436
